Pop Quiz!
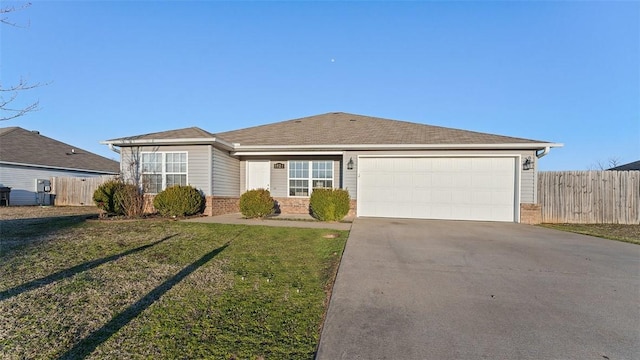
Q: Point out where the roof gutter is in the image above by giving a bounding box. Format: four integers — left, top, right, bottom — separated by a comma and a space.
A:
100, 137, 235, 151
233, 143, 564, 151
0, 161, 119, 175
536, 146, 551, 159
108, 143, 121, 154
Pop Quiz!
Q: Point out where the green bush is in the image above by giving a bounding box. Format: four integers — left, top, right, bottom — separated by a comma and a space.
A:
93, 179, 126, 215
239, 189, 274, 218
153, 185, 204, 217
309, 188, 351, 221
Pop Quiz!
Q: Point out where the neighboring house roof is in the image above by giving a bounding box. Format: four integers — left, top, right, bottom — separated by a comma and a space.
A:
0, 127, 120, 173
609, 160, 640, 171
104, 112, 561, 151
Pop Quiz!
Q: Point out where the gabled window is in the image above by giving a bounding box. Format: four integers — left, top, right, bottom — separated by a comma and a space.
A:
288, 160, 334, 197
141, 152, 187, 193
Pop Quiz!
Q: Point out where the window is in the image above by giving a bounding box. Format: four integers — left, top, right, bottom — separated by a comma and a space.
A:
141, 152, 187, 193
289, 160, 333, 196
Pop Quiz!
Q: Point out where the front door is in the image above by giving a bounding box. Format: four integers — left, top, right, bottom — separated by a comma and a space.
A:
246, 160, 270, 191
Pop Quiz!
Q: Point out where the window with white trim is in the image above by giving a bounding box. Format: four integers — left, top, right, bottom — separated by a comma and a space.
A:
288, 160, 333, 197
141, 152, 187, 193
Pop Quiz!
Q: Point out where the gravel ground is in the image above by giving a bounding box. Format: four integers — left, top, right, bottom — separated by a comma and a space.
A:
0, 206, 101, 220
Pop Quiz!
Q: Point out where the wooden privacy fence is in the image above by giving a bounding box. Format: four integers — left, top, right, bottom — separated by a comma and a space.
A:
50, 176, 116, 206
538, 171, 640, 224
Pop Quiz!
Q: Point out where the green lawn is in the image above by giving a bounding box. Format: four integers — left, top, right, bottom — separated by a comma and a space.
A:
0, 218, 347, 359
539, 223, 640, 245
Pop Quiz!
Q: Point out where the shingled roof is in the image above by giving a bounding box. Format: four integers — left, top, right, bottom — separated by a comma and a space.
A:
110, 127, 215, 141
0, 127, 120, 173
216, 112, 546, 146
609, 160, 640, 171
105, 112, 556, 149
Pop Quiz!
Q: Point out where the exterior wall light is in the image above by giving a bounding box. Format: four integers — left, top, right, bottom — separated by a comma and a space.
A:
347, 157, 354, 170
522, 156, 534, 171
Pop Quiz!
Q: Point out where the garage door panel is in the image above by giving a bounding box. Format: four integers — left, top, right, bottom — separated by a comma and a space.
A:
359, 157, 517, 222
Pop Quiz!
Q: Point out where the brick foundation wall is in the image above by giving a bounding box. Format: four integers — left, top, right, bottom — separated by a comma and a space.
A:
273, 197, 358, 217
348, 199, 357, 218
520, 203, 542, 224
208, 196, 240, 216
274, 197, 311, 214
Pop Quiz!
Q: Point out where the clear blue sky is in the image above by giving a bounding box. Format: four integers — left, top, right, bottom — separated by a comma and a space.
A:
2, 1, 638, 170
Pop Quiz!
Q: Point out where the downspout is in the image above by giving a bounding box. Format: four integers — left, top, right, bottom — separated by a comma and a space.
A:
536, 146, 550, 159
108, 143, 121, 154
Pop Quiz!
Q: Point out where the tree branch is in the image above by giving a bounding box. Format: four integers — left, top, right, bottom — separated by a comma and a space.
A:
1, 2, 32, 27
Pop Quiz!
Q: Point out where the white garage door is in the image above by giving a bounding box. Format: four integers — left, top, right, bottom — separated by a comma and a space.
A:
358, 157, 517, 222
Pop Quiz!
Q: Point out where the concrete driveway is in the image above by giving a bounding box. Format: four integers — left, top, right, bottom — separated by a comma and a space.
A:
316, 218, 640, 360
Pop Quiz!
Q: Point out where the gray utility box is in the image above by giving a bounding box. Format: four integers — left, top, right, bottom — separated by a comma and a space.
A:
36, 179, 51, 193
35, 179, 52, 205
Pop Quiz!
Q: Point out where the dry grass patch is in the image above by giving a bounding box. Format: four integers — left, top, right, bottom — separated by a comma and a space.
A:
0, 217, 347, 359
539, 223, 640, 245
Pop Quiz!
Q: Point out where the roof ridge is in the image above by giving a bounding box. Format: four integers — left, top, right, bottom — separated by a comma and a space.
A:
0, 127, 21, 137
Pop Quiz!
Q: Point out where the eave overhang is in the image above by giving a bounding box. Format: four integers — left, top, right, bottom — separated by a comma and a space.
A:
0, 161, 119, 175
100, 137, 235, 151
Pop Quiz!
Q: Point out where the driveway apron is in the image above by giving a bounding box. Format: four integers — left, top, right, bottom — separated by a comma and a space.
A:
316, 218, 640, 360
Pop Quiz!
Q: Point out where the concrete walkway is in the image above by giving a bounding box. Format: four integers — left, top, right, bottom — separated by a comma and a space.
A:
183, 213, 352, 231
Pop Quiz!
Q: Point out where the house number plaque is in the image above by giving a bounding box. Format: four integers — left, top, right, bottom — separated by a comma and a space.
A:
273, 162, 285, 169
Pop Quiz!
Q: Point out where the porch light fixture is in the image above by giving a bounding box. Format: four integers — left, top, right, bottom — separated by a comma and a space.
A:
522, 156, 533, 171
347, 157, 354, 170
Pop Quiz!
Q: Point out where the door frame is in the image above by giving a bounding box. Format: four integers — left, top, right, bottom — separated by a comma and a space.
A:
246, 160, 271, 191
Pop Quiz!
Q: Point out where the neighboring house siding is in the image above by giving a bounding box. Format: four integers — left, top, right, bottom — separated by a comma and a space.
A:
212, 147, 240, 196
240, 156, 342, 196
343, 149, 538, 204
0, 164, 110, 206
120, 145, 210, 194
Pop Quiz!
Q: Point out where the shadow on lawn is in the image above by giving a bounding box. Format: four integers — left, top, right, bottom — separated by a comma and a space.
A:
0, 214, 98, 255
0, 234, 178, 302
57, 241, 232, 360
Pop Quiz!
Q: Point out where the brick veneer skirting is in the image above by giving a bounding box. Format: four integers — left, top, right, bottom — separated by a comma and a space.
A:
520, 203, 542, 224
142, 194, 240, 217
208, 196, 240, 216
145, 194, 356, 217
273, 197, 358, 217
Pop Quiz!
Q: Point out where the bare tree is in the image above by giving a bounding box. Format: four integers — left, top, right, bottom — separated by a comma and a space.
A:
1, 2, 43, 121
589, 157, 621, 170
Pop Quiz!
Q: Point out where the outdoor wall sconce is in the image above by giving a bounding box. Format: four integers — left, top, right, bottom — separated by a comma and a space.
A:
522, 156, 533, 171
347, 157, 354, 170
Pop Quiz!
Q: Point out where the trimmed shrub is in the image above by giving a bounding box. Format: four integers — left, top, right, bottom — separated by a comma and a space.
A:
93, 179, 126, 215
309, 188, 351, 221
153, 185, 204, 217
239, 189, 274, 218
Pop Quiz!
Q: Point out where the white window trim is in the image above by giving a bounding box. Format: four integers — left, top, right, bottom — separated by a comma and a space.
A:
140, 151, 188, 194
287, 160, 334, 198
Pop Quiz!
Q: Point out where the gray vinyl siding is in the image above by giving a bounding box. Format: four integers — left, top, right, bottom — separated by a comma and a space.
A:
239, 156, 342, 197
212, 147, 240, 196
119, 145, 210, 194
0, 163, 111, 206
343, 149, 538, 204
270, 161, 288, 197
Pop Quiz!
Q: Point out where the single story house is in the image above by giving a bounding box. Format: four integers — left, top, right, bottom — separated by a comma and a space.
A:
609, 160, 640, 171
0, 127, 120, 205
102, 112, 562, 223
